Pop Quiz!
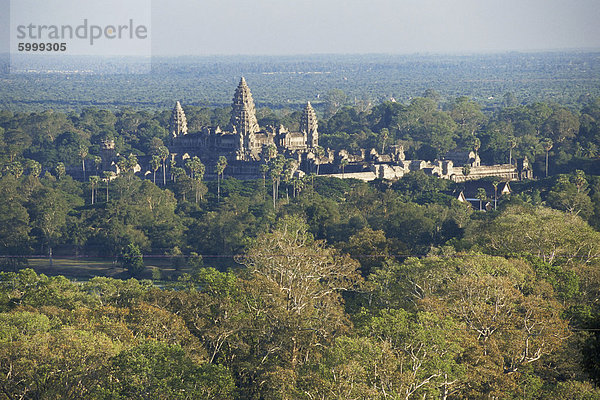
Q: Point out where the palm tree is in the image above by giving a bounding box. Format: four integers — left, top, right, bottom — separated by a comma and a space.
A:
150, 155, 161, 185
282, 159, 296, 203
472, 136, 481, 159
508, 137, 517, 165
492, 181, 499, 211
314, 146, 324, 175
268, 155, 285, 208
543, 138, 553, 178
185, 156, 203, 180
194, 161, 207, 203
55, 162, 66, 180
94, 155, 102, 173
216, 156, 227, 202
266, 144, 277, 161
157, 145, 169, 186
340, 158, 349, 178
260, 163, 269, 201
380, 128, 389, 154
26, 159, 41, 178
89, 175, 100, 205
476, 188, 487, 211
103, 171, 113, 202
78, 145, 88, 180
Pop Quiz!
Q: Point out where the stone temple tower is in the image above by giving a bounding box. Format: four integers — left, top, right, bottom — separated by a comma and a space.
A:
300, 101, 318, 148
230, 77, 260, 154
170, 101, 188, 138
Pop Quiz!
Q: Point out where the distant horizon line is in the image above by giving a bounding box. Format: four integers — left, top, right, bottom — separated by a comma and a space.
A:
2, 48, 600, 59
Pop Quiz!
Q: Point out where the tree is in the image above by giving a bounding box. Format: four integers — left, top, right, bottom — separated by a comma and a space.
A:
185, 156, 203, 180
314, 145, 325, 175
238, 216, 362, 387
340, 158, 349, 178
103, 171, 113, 202
216, 156, 227, 202
492, 181, 499, 210
371, 255, 570, 397
543, 107, 580, 144
450, 96, 486, 137
126, 153, 138, 179
268, 155, 284, 208
462, 164, 471, 177
543, 138, 553, 177
4, 160, 24, 178
103, 341, 235, 400
156, 145, 169, 186
471, 136, 481, 158
190, 158, 207, 203
547, 172, 593, 218
4, 129, 31, 162
282, 158, 297, 202
25, 159, 41, 178
93, 155, 102, 173
476, 187, 487, 211
78, 144, 88, 180
0, 316, 119, 400
29, 187, 69, 266
379, 128, 390, 154
344, 227, 389, 276
325, 89, 347, 117
465, 205, 600, 265
150, 155, 161, 185
259, 163, 269, 201
266, 143, 277, 161
0, 176, 30, 256
89, 175, 100, 205
121, 242, 145, 278
508, 136, 517, 165
54, 162, 66, 180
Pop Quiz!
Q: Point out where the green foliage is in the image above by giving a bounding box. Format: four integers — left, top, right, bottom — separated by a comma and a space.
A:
2, 61, 600, 397
121, 243, 145, 278
465, 204, 600, 265
101, 341, 235, 400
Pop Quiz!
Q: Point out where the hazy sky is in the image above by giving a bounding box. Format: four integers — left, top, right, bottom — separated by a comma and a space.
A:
2, 0, 600, 55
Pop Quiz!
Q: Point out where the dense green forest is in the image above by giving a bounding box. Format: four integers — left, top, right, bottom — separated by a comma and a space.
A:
2, 52, 600, 112
2, 193, 600, 398
2, 61, 600, 397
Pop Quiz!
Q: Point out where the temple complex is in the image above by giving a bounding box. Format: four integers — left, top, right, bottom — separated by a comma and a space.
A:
164, 77, 533, 182
169, 78, 318, 178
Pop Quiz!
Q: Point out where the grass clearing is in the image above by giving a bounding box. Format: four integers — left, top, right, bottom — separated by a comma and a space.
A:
20, 256, 187, 281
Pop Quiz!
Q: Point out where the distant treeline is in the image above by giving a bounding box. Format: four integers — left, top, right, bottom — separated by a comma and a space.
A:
1, 52, 599, 112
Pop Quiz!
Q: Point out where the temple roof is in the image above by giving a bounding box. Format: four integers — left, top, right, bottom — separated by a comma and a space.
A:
170, 100, 188, 137
231, 77, 259, 135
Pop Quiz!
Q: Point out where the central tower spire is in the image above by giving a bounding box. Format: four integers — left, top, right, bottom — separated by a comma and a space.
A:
300, 101, 318, 148
230, 77, 259, 137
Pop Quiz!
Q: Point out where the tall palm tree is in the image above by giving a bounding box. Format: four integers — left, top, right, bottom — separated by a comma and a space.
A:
315, 146, 324, 175
79, 145, 88, 180
492, 181, 499, 210
260, 163, 269, 201
508, 137, 517, 165
157, 146, 169, 186
340, 158, 349, 178
543, 138, 553, 178
150, 155, 161, 185
268, 155, 285, 208
89, 175, 100, 205
476, 188, 487, 211
103, 171, 113, 202
216, 156, 227, 202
